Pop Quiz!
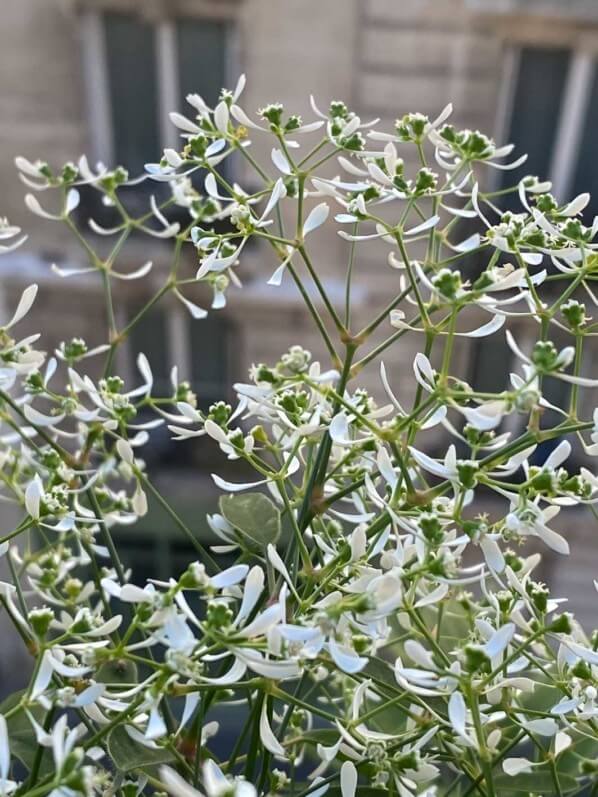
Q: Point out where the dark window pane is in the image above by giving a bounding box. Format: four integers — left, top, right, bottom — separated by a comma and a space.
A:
189, 315, 231, 408
176, 18, 229, 111
104, 13, 160, 174
469, 338, 512, 394
570, 64, 598, 222
501, 48, 570, 199
128, 305, 170, 397
541, 374, 571, 427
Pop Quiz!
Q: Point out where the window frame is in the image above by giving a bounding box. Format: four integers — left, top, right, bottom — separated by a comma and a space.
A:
475, 34, 598, 454
494, 34, 598, 200
78, 6, 239, 421
121, 292, 236, 409
78, 5, 240, 166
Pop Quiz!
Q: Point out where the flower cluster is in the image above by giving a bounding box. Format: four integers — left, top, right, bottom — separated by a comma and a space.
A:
1, 77, 598, 797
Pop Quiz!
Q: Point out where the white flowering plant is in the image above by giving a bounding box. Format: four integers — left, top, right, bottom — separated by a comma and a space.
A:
2, 75, 598, 797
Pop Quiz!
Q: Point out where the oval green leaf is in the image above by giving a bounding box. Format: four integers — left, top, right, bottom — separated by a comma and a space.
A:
219, 492, 281, 550
107, 725, 176, 772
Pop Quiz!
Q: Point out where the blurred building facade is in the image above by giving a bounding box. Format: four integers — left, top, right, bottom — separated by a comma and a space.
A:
1, 0, 598, 675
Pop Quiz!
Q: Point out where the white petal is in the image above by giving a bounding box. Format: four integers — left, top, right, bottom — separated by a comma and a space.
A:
329, 413, 351, 444
210, 564, 249, 589
23, 405, 65, 427
65, 188, 80, 215
175, 290, 208, 319
450, 233, 481, 253
260, 702, 286, 757
566, 640, 598, 665
536, 524, 569, 555
267, 544, 293, 587
271, 148, 291, 175
111, 261, 153, 280
161, 766, 203, 797
116, 438, 134, 465
404, 215, 440, 236
0, 715, 9, 781
414, 583, 448, 608
267, 255, 292, 287
232, 74, 247, 102
169, 112, 201, 134
6, 284, 38, 328
31, 650, 54, 698
239, 604, 282, 638
328, 639, 368, 674
235, 649, 300, 680
260, 179, 287, 221
51, 263, 96, 278
480, 537, 505, 573
230, 104, 264, 131
340, 761, 357, 797
521, 717, 558, 737
25, 193, 61, 220
235, 566, 264, 624
200, 657, 247, 686
561, 193, 589, 216
448, 691, 467, 737
303, 203, 329, 236
543, 440, 571, 471
212, 474, 268, 492
179, 693, 200, 732
555, 731, 572, 756
403, 640, 437, 672
461, 314, 505, 338
25, 475, 43, 519
484, 623, 515, 658
503, 757, 534, 776
409, 446, 451, 479
214, 101, 230, 135
146, 705, 167, 740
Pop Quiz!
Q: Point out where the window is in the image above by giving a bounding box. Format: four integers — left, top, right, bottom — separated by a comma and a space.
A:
123, 300, 234, 470
189, 313, 233, 410
104, 13, 160, 175
126, 301, 233, 408
569, 65, 598, 218
498, 42, 598, 220
177, 18, 230, 112
500, 47, 571, 201
127, 301, 171, 397
81, 10, 233, 173
468, 336, 513, 395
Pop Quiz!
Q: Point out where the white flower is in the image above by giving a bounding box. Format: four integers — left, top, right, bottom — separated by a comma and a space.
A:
161, 760, 257, 797
0, 715, 18, 795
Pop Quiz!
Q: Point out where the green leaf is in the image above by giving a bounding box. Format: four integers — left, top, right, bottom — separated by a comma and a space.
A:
107, 726, 176, 772
95, 658, 139, 686
0, 690, 53, 776
219, 492, 281, 550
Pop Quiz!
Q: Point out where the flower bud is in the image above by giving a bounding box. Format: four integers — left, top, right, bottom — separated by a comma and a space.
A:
28, 606, 54, 637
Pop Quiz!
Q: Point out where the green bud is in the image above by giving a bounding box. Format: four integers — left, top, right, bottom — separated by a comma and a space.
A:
28, 607, 55, 637
464, 644, 491, 674
550, 613, 573, 634
432, 269, 462, 301
259, 103, 284, 127
457, 460, 479, 490
571, 660, 592, 680
420, 513, 443, 544
561, 299, 586, 331
206, 602, 233, 630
